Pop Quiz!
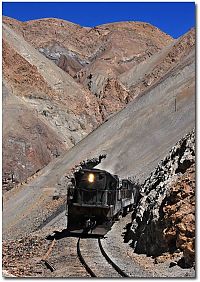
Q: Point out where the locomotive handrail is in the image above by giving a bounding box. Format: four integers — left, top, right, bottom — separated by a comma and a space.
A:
77, 188, 117, 193
72, 202, 110, 207
77, 188, 116, 206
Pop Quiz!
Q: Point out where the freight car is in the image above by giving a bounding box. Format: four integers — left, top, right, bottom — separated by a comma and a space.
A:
66, 168, 139, 235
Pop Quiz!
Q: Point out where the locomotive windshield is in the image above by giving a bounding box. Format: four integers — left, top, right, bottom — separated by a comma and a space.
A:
75, 171, 106, 190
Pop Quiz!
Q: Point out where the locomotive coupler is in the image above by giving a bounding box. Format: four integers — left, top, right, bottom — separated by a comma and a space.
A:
83, 217, 97, 234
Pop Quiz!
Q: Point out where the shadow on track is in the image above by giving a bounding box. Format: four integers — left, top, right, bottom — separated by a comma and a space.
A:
46, 229, 104, 241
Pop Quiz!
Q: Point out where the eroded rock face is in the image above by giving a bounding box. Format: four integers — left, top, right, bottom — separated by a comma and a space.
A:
162, 165, 195, 267
130, 129, 195, 266
3, 16, 174, 121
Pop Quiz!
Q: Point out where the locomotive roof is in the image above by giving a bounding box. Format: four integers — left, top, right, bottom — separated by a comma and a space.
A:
76, 168, 116, 178
79, 168, 109, 173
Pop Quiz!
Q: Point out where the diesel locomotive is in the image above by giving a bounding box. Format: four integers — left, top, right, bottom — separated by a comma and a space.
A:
66, 168, 139, 235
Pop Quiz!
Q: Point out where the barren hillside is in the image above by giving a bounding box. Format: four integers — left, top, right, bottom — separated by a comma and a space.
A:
2, 17, 177, 190
3, 17, 174, 120
3, 37, 195, 239
3, 17, 173, 65
2, 22, 102, 190
120, 28, 195, 101
3, 81, 66, 191
2, 15, 195, 278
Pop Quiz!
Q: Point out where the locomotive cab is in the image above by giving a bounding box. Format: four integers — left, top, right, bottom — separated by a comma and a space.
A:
67, 168, 119, 234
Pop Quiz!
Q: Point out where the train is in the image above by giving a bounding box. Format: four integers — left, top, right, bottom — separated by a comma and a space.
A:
66, 168, 140, 235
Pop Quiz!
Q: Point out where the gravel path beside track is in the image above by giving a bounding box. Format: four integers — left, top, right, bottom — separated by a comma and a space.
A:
101, 213, 195, 277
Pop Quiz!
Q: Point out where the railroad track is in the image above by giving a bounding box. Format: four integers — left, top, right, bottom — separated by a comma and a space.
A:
77, 237, 130, 278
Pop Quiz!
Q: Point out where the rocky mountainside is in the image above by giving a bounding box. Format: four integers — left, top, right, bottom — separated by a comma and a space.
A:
3, 16, 173, 121
120, 28, 195, 101
2, 27, 195, 239
3, 81, 66, 191
2, 17, 195, 191
129, 129, 195, 267
3, 17, 172, 68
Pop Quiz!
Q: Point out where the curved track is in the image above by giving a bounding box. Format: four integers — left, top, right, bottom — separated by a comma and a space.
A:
98, 238, 129, 277
77, 238, 97, 277
77, 237, 129, 277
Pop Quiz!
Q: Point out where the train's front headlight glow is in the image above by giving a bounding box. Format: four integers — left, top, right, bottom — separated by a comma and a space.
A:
88, 173, 95, 183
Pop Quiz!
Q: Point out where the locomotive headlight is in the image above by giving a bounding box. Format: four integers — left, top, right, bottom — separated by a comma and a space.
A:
88, 173, 95, 183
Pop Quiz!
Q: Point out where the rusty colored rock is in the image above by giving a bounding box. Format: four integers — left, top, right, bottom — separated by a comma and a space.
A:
130, 130, 195, 267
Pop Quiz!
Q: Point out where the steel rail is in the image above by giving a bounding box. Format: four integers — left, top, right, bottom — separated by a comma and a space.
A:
98, 238, 130, 277
77, 237, 130, 277
77, 238, 97, 277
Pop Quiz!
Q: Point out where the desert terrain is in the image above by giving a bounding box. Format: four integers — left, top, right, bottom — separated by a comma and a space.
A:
2, 16, 195, 277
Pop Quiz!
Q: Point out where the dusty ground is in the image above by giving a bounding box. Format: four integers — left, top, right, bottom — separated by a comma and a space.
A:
2, 212, 195, 278
2, 236, 48, 277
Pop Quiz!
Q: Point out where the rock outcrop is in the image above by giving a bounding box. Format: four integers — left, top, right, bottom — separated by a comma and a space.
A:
129, 129, 195, 267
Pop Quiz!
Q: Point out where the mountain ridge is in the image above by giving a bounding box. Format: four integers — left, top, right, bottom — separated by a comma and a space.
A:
2, 16, 195, 238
